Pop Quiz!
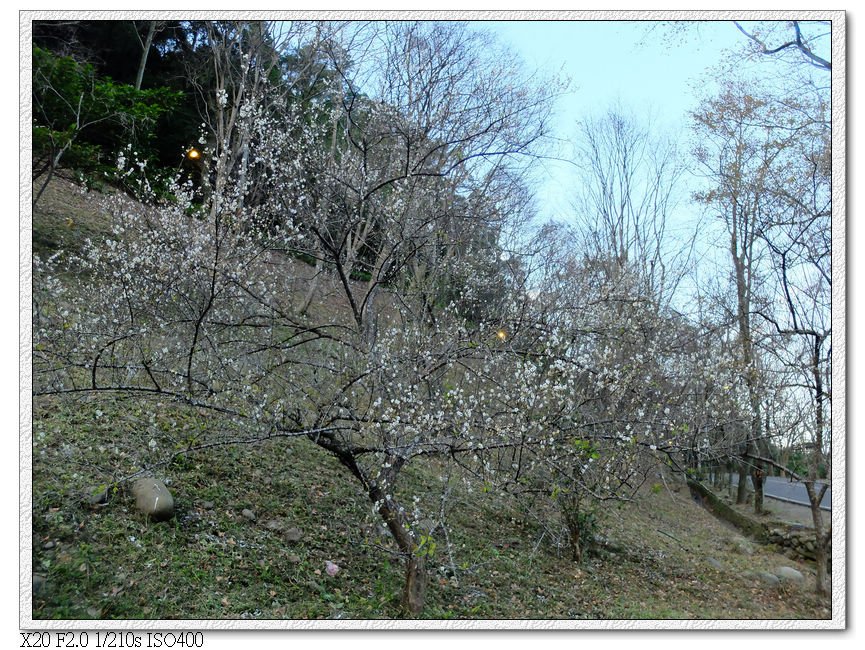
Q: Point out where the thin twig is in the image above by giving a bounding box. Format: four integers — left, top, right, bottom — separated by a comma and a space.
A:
656, 529, 689, 552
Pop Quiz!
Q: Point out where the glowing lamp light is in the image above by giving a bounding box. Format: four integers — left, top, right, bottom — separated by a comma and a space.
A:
496, 329, 507, 341
186, 148, 201, 160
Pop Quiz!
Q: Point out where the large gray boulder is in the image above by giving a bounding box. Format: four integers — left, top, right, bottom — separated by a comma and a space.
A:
132, 478, 175, 522
756, 571, 782, 587
773, 566, 806, 584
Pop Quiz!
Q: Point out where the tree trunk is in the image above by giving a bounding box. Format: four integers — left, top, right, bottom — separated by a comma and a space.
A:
569, 523, 582, 563
751, 467, 765, 515
814, 541, 829, 596
368, 484, 427, 615
322, 445, 428, 616
135, 21, 157, 91
298, 258, 323, 316
805, 481, 830, 595
34, 140, 73, 208
803, 337, 829, 595
736, 465, 749, 504
402, 555, 427, 616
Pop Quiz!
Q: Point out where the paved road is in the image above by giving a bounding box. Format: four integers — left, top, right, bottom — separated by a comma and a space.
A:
730, 475, 831, 511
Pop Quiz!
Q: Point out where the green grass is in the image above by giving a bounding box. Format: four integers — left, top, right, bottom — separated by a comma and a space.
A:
31, 392, 831, 621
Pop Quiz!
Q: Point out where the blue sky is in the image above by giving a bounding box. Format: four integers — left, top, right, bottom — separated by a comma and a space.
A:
476, 20, 756, 225
486, 20, 744, 119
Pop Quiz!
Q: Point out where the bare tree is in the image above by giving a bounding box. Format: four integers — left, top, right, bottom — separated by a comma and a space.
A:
691, 74, 832, 593
732, 20, 831, 71
751, 95, 831, 593
132, 20, 161, 90
691, 81, 790, 514
570, 105, 691, 311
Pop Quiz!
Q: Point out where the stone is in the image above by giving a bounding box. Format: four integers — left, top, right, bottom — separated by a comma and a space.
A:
87, 488, 109, 505
265, 519, 284, 531
706, 557, 723, 570
755, 571, 781, 587
33, 574, 46, 595
241, 509, 256, 521
284, 527, 303, 543
42, 540, 56, 551
131, 478, 175, 522
773, 566, 805, 584
202, 501, 215, 510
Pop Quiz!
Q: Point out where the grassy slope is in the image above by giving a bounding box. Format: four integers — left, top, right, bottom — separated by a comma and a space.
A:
29, 178, 831, 621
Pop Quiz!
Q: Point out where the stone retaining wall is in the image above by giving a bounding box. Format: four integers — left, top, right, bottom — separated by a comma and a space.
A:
766, 525, 832, 567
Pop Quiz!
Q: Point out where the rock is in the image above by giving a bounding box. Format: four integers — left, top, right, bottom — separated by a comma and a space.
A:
131, 478, 175, 522
755, 571, 781, 587
288, 554, 301, 564
284, 527, 303, 543
265, 519, 284, 531
773, 566, 805, 584
241, 509, 256, 521
202, 501, 215, 510
706, 557, 723, 570
87, 488, 109, 505
42, 540, 56, 551
33, 574, 46, 595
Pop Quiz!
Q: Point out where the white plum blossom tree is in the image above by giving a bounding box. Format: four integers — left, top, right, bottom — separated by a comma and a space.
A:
34, 20, 569, 615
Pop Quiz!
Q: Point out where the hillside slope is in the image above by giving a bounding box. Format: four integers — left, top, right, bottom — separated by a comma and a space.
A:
29, 177, 832, 621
